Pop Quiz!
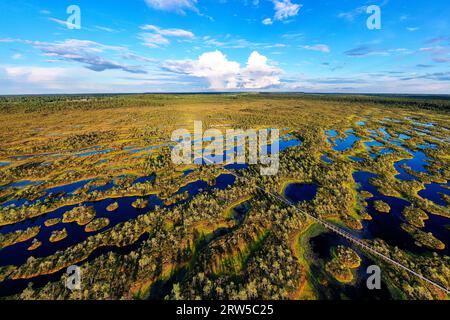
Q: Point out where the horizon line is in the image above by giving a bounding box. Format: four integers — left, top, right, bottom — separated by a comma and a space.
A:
1, 92, 450, 97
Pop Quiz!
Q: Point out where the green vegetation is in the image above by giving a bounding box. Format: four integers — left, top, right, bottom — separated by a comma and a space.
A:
106, 202, 119, 212
49, 228, 68, 243
44, 218, 61, 227
0, 93, 448, 301
27, 239, 42, 251
85, 218, 110, 233
325, 246, 361, 283
0, 226, 40, 250
401, 224, 445, 250
373, 200, 391, 213
132, 198, 148, 209
62, 206, 96, 226
334, 246, 362, 269
403, 206, 429, 228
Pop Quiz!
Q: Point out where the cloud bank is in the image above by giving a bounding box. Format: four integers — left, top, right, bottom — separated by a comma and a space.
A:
1, 38, 148, 73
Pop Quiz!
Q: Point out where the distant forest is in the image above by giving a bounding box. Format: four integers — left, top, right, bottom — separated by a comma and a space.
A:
0, 93, 449, 114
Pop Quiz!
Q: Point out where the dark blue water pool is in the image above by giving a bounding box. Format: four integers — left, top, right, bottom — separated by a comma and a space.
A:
331, 133, 361, 152
418, 182, 450, 207
353, 171, 449, 255
0, 173, 239, 296
284, 183, 318, 203
321, 155, 334, 164
394, 150, 429, 181
308, 231, 393, 300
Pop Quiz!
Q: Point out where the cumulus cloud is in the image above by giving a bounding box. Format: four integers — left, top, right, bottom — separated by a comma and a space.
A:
162, 50, 240, 89
302, 44, 330, 53
144, 0, 197, 14
162, 50, 282, 90
273, 0, 302, 21
263, 1, 301, 25
240, 51, 282, 89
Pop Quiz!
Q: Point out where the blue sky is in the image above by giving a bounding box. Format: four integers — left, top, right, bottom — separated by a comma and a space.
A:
0, 0, 449, 94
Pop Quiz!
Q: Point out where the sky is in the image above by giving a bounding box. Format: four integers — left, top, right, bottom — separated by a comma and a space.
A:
0, 0, 449, 94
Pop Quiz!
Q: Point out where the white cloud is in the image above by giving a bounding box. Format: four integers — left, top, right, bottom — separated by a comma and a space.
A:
162, 50, 282, 90
140, 33, 171, 48
48, 17, 80, 29
301, 44, 330, 53
0, 65, 191, 94
139, 25, 195, 48
5, 66, 71, 88
141, 25, 194, 38
12, 53, 23, 60
419, 46, 448, 54
433, 57, 450, 63
163, 50, 240, 89
273, 0, 302, 21
262, 18, 273, 25
95, 26, 116, 33
284, 72, 450, 94
2, 38, 148, 74
338, 6, 367, 21
338, 2, 388, 22
144, 0, 197, 14
240, 51, 282, 89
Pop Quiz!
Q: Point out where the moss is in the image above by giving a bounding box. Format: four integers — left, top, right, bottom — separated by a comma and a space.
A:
106, 202, 119, 212
85, 218, 110, 233
28, 239, 42, 251
44, 218, 61, 227
62, 206, 96, 226
0, 226, 40, 250
325, 260, 354, 283
373, 200, 391, 213
132, 198, 148, 209
0, 94, 449, 300
401, 224, 445, 250
360, 191, 373, 199
333, 246, 361, 269
49, 228, 68, 243
402, 206, 428, 228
